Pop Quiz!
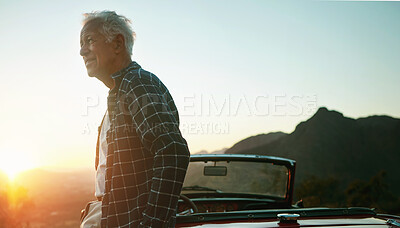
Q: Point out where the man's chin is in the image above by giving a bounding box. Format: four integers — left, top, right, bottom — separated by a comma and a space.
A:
86, 69, 98, 78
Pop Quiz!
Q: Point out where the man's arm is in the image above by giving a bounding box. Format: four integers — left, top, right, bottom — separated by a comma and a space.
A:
126, 77, 190, 227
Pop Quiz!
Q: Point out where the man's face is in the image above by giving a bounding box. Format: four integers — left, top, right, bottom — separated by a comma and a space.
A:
80, 23, 115, 78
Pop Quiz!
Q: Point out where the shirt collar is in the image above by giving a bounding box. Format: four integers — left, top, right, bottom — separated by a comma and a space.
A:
109, 61, 141, 94
111, 61, 141, 79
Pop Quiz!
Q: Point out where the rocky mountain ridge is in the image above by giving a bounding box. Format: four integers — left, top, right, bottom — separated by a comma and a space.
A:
225, 107, 400, 193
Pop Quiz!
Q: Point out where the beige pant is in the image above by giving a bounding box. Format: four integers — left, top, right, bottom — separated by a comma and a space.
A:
80, 201, 102, 228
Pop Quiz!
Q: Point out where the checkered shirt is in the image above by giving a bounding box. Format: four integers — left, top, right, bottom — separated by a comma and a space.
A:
95, 61, 190, 227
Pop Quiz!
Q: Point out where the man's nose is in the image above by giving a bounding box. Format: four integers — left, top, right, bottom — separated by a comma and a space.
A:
80, 45, 89, 57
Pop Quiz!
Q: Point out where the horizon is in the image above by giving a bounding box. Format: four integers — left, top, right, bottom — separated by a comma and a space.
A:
1, 0, 400, 174
1, 105, 397, 174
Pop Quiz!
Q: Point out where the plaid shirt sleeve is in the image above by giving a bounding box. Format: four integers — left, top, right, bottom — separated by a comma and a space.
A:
125, 74, 190, 227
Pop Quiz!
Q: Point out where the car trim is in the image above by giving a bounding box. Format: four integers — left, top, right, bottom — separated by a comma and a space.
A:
177, 207, 376, 224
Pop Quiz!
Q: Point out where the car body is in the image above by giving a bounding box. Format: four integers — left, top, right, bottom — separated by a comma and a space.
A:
176, 154, 400, 227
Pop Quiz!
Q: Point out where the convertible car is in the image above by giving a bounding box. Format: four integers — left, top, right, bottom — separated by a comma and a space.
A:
176, 154, 400, 227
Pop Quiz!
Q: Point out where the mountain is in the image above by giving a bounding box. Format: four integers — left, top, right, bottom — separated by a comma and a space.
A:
224, 132, 287, 154
226, 107, 400, 194
194, 148, 228, 154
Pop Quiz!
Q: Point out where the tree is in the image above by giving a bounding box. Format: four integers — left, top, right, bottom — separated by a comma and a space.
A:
346, 171, 400, 214
295, 176, 345, 208
0, 184, 34, 228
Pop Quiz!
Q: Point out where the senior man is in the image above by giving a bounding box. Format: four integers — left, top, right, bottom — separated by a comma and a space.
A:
79, 11, 190, 228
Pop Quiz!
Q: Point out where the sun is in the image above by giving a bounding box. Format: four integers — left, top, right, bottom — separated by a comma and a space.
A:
0, 149, 38, 181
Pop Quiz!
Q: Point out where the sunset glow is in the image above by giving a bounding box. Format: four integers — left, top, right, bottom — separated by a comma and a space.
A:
0, 1, 398, 227
0, 149, 38, 181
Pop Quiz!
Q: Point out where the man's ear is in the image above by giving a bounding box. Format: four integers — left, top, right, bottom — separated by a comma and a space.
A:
113, 34, 125, 54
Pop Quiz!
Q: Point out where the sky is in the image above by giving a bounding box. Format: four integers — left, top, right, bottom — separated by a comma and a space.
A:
0, 0, 399, 171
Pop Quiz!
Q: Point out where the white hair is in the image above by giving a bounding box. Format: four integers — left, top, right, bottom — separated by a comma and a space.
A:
82, 11, 136, 55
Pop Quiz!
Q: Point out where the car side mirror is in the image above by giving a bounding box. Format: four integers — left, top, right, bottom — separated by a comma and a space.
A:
203, 166, 227, 176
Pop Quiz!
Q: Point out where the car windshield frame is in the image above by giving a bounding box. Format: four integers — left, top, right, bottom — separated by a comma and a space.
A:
185, 154, 296, 205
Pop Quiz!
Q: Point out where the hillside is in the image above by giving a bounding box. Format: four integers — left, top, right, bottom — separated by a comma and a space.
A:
226, 107, 400, 194
224, 132, 287, 154
1, 169, 95, 228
